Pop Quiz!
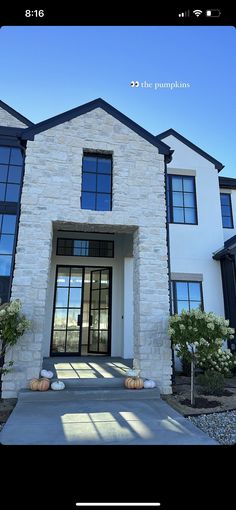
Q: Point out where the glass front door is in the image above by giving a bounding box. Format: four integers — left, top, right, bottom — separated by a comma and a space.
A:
51, 266, 111, 355
88, 269, 110, 354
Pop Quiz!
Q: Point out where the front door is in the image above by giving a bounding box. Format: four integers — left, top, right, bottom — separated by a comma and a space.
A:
51, 266, 111, 355
88, 269, 110, 354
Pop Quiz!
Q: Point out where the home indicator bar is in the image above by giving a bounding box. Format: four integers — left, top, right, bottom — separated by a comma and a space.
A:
76, 504, 161, 507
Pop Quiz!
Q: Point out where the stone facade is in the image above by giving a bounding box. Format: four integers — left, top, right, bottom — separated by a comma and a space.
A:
0, 107, 28, 127
2, 107, 172, 397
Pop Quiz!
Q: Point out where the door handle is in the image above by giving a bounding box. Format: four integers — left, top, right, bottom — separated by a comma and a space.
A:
77, 314, 81, 326
89, 314, 93, 326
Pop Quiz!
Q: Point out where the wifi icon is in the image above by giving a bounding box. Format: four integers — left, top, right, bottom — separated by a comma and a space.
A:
193, 9, 203, 16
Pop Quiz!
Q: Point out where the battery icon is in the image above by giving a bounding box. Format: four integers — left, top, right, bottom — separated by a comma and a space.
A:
206, 9, 221, 17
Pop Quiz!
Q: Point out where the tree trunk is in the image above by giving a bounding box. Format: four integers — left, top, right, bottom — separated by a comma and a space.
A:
190, 358, 195, 407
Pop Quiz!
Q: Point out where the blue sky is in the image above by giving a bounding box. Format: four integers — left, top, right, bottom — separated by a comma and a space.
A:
0, 26, 235, 176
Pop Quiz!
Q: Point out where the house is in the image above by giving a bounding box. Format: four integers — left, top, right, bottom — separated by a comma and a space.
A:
0, 98, 235, 398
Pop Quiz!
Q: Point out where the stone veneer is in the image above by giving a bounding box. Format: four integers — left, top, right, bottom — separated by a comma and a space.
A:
2, 107, 172, 397
0, 107, 28, 128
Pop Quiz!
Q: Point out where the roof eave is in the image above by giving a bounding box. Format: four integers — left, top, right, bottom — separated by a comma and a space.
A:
157, 128, 224, 171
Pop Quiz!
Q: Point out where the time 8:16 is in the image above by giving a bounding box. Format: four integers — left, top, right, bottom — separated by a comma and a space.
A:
25, 10, 45, 17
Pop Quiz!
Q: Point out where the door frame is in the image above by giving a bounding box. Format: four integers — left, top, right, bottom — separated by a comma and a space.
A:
50, 264, 112, 357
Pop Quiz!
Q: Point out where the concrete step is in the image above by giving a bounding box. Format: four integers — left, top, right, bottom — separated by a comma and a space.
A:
49, 377, 126, 389
18, 387, 160, 402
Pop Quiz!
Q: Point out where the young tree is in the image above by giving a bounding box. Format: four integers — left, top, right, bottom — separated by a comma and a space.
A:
168, 309, 235, 406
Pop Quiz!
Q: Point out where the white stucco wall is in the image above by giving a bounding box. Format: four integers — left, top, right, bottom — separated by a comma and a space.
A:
123, 257, 134, 358
0, 106, 28, 128
165, 135, 225, 317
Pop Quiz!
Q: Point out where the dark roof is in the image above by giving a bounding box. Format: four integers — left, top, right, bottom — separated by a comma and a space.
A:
225, 235, 236, 249
219, 177, 236, 189
157, 128, 224, 171
21, 98, 172, 157
213, 235, 236, 260
0, 100, 34, 127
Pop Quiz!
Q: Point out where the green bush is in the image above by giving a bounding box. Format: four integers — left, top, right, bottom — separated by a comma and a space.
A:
0, 299, 31, 376
197, 370, 225, 395
181, 358, 191, 376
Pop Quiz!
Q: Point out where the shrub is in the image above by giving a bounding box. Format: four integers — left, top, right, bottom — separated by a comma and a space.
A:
198, 348, 236, 375
0, 299, 31, 377
197, 370, 225, 395
181, 358, 191, 376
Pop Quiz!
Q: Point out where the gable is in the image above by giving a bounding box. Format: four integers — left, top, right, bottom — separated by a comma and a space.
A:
0, 101, 33, 128
21, 98, 172, 157
157, 128, 223, 171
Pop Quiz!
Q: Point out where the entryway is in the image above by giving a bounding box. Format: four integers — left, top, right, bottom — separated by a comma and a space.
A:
43, 356, 133, 382
51, 266, 112, 356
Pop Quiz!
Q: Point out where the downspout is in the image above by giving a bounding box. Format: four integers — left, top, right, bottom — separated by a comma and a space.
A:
164, 151, 175, 385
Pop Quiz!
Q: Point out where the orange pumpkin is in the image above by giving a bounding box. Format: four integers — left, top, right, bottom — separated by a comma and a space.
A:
124, 377, 144, 389
29, 378, 40, 391
37, 378, 50, 391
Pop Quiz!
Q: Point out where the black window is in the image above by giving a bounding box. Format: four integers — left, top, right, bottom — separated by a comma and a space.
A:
167, 175, 197, 224
0, 214, 17, 276
220, 193, 233, 228
0, 147, 23, 203
57, 238, 114, 258
81, 154, 112, 211
172, 281, 203, 314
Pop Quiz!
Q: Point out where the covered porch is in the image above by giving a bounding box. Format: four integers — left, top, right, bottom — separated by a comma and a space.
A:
213, 235, 236, 351
42, 356, 133, 385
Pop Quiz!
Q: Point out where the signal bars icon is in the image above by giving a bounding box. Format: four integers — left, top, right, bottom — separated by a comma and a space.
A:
178, 10, 190, 17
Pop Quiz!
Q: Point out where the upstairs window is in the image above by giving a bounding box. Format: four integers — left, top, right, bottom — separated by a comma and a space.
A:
0, 214, 17, 276
220, 193, 233, 228
81, 154, 112, 211
0, 147, 23, 203
167, 175, 197, 224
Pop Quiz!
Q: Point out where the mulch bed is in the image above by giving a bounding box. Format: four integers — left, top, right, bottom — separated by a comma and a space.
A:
0, 398, 17, 427
162, 375, 236, 416
180, 397, 221, 408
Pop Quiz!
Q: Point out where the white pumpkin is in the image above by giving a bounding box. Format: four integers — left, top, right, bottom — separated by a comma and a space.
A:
143, 379, 156, 389
127, 369, 139, 377
41, 369, 54, 379
51, 380, 65, 391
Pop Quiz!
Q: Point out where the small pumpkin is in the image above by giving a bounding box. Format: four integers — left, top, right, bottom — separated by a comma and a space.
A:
41, 369, 54, 379
37, 378, 50, 391
127, 369, 139, 377
124, 377, 144, 389
29, 378, 40, 391
51, 380, 65, 391
143, 379, 156, 389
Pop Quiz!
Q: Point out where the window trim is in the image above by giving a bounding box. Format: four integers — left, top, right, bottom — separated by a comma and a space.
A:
220, 192, 234, 229
172, 280, 204, 314
81, 152, 113, 211
167, 174, 198, 225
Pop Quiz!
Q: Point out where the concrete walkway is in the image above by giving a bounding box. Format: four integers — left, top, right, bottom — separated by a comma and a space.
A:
0, 390, 218, 445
